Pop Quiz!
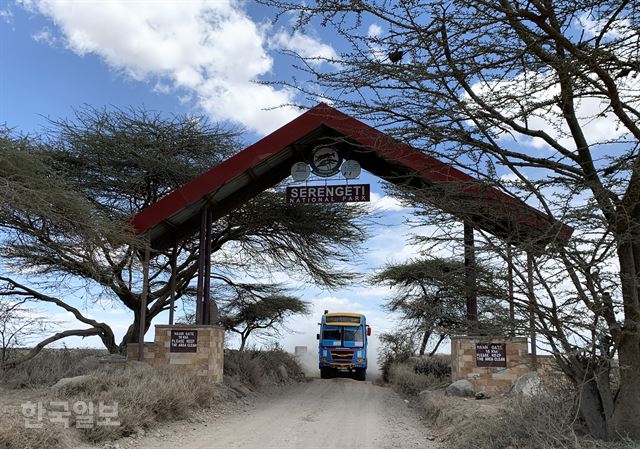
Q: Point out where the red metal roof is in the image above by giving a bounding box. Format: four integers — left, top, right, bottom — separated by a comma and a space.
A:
131, 103, 572, 250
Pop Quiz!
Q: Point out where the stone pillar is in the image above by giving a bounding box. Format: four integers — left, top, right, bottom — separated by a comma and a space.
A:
127, 324, 224, 383
451, 336, 533, 394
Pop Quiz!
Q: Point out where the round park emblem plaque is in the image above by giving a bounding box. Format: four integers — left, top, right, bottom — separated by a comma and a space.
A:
290, 162, 311, 181
310, 147, 343, 177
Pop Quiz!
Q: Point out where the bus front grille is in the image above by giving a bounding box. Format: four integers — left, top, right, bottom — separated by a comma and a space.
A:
330, 350, 354, 362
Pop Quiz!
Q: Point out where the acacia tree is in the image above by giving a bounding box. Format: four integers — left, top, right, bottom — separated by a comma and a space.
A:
218, 284, 309, 350
372, 258, 511, 356
0, 108, 367, 357
265, 0, 640, 439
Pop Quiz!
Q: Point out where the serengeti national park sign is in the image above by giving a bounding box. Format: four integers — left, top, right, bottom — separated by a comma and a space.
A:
286, 184, 370, 204
286, 146, 370, 204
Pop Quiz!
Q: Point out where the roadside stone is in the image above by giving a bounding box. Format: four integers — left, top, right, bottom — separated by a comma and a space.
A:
445, 379, 475, 397
98, 354, 126, 364
50, 374, 92, 390
126, 360, 152, 370
511, 372, 542, 397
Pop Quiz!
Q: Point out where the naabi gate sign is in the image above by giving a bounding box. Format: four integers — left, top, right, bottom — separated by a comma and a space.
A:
475, 343, 507, 367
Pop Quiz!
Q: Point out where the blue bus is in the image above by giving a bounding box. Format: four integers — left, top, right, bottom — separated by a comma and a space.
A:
317, 311, 370, 381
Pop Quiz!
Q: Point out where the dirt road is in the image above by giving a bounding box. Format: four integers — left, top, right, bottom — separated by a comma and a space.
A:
134, 378, 438, 449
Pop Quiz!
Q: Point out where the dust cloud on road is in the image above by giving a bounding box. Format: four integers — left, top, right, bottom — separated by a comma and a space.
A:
134, 378, 438, 449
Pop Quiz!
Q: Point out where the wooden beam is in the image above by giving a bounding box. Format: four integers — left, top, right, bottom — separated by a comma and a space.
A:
527, 252, 538, 369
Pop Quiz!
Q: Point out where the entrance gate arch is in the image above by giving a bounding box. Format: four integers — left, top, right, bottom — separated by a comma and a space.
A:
129, 103, 572, 383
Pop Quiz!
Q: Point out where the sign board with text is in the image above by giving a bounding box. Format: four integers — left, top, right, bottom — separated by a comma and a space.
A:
170, 330, 198, 353
475, 343, 507, 367
286, 184, 370, 204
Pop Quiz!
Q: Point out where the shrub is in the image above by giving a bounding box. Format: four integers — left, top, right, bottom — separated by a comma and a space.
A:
378, 331, 416, 382
0, 416, 67, 449
255, 347, 305, 381
224, 350, 263, 387
388, 363, 449, 395
0, 348, 106, 387
224, 349, 304, 387
412, 354, 451, 379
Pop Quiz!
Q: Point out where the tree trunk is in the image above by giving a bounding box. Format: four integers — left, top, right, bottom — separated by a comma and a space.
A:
578, 377, 610, 440
118, 308, 154, 353
611, 240, 640, 439
239, 333, 248, 351
419, 330, 431, 356
98, 328, 119, 355
428, 334, 446, 357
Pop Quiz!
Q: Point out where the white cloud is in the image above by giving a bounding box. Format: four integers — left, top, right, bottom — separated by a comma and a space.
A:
353, 285, 391, 298
31, 28, 57, 45
0, 7, 13, 24
578, 13, 630, 40
270, 29, 339, 66
464, 18, 639, 153
20, 0, 309, 135
468, 70, 639, 151
367, 23, 382, 37
369, 191, 406, 212
365, 225, 421, 265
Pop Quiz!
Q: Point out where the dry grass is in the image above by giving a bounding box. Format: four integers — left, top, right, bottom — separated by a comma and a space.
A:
1, 348, 105, 387
53, 365, 235, 443
417, 390, 637, 449
0, 348, 306, 446
0, 415, 67, 449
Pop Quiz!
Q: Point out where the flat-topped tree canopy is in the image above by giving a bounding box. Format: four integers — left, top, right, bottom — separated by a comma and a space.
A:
131, 103, 573, 251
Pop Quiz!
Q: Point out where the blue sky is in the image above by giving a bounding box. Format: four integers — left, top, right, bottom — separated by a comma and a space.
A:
0, 0, 435, 361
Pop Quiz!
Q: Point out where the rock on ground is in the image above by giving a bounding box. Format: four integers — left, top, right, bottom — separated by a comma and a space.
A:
50, 374, 92, 390
445, 379, 475, 397
511, 372, 542, 397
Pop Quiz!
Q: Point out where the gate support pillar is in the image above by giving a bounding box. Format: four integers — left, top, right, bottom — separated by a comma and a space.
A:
464, 221, 478, 322
138, 235, 151, 361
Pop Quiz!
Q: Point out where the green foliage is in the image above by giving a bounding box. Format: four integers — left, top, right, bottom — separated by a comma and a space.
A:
372, 258, 512, 357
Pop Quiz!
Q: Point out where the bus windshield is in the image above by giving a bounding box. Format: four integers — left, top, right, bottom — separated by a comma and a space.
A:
344, 328, 364, 345
322, 329, 341, 341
